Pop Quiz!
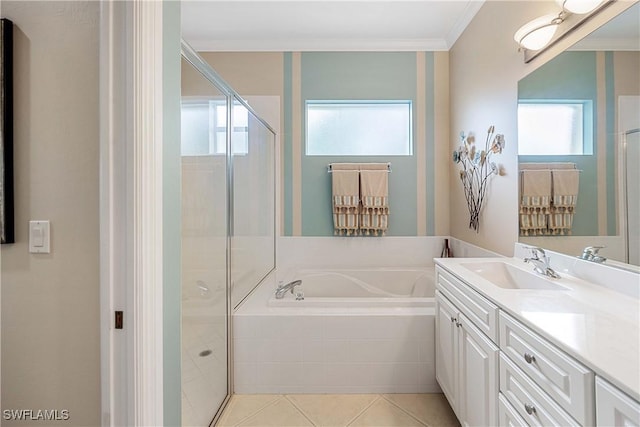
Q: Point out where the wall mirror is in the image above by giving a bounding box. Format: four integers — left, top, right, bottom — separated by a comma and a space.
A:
517, 2, 639, 270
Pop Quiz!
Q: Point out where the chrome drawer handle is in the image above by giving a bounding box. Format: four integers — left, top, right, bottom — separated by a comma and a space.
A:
451, 316, 456, 323
524, 352, 536, 364
524, 403, 536, 415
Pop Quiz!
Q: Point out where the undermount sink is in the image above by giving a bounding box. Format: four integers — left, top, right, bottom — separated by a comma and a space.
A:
460, 261, 569, 291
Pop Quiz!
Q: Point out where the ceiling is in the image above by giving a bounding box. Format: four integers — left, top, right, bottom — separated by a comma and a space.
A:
181, 0, 485, 52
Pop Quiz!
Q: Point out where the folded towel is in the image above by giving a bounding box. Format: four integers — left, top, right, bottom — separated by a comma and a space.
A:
330, 163, 359, 171
551, 169, 579, 207
360, 170, 389, 236
332, 170, 360, 235
549, 169, 579, 235
519, 170, 551, 236
356, 163, 389, 171
520, 170, 551, 213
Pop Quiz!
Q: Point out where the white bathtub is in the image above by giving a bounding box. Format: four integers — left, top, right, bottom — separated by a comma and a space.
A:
269, 268, 435, 308
234, 266, 439, 394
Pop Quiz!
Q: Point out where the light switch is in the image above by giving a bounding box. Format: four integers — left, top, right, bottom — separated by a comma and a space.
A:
29, 220, 50, 254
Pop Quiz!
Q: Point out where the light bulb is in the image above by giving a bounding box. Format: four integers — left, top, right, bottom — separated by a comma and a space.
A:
556, 0, 604, 14
514, 14, 562, 50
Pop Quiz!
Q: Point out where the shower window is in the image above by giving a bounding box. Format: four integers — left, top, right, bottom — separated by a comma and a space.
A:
306, 100, 413, 156
518, 100, 593, 155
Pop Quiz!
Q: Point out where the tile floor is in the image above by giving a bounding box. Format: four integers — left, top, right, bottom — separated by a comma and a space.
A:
215, 393, 460, 427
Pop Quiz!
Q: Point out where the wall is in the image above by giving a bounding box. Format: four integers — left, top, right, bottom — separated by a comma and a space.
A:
0, 2, 100, 425
202, 51, 450, 237
449, 0, 634, 256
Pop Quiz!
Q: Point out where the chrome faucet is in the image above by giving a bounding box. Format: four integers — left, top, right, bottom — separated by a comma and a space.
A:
275, 280, 302, 299
578, 246, 607, 263
523, 247, 561, 279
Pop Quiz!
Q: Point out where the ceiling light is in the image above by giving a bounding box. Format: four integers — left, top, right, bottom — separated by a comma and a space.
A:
556, 0, 605, 14
514, 14, 565, 51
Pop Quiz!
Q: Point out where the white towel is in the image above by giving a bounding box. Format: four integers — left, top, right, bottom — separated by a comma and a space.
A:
359, 170, 389, 236
332, 170, 360, 235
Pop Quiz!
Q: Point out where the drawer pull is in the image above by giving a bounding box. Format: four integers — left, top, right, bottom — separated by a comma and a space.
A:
524, 352, 536, 364
450, 316, 456, 323
524, 403, 536, 415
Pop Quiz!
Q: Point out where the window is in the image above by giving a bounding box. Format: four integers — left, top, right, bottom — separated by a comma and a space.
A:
181, 99, 248, 156
518, 101, 593, 155
306, 101, 413, 156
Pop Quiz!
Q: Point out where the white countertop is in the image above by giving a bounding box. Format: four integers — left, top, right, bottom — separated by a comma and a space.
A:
435, 256, 640, 401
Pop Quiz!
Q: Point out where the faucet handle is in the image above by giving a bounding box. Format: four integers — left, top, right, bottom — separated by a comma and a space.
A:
584, 246, 605, 255
523, 246, 546, 260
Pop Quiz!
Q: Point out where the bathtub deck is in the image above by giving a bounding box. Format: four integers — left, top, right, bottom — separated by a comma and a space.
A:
214, 393, 459, 427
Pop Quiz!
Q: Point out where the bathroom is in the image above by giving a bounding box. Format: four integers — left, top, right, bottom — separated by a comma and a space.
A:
0, 1, 638, 427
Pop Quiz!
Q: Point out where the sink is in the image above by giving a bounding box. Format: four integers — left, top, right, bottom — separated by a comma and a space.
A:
460, 261, 569, 291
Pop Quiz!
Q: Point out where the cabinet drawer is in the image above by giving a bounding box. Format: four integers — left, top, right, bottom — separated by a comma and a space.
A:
499, 312, 594, 426
596, 376, 640, 426
436, 266, 499, 343
499, 393, 529, 427
500, 353, 580, 427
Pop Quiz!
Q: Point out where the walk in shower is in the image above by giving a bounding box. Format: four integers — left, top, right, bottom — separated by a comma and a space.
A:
180, 41, 276, 426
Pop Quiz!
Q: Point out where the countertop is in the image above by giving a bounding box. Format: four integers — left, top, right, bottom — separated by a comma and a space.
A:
434, 256, 640, 402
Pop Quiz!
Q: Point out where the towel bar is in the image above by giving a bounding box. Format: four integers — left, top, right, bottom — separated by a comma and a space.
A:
327, 163, 392, 173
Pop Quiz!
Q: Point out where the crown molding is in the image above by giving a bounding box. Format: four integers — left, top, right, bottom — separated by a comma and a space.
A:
445, 0, 485, 48
189, 38, 450, 52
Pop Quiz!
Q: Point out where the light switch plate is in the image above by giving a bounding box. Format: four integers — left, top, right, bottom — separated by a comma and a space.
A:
29, 220, 50, 254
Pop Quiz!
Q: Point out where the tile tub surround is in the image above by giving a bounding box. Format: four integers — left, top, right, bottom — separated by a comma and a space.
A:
234, 271, 437, 394
435, 254, 640, 401
216, 393, 459, 427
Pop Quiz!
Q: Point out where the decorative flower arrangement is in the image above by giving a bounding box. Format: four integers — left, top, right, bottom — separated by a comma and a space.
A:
452, 126, 505, 232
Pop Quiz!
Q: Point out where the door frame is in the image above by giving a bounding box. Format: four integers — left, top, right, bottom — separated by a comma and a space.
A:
100, 1, 165, 425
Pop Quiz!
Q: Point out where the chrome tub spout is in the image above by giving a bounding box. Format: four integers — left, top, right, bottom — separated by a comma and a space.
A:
275, 280, 302, 299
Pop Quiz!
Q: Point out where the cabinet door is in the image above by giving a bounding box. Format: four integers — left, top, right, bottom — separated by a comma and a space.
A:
436, 291, 459, 412
458, 313, 499, 427
596, 377, 640, 426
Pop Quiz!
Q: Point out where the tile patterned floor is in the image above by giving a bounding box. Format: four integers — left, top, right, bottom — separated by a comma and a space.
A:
215, 393, 460, 427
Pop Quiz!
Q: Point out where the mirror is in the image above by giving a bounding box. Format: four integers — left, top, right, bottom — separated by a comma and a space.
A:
517, 2, 639, 270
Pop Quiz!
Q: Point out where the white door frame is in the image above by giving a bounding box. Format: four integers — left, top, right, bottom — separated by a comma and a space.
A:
100, 1, 165, 425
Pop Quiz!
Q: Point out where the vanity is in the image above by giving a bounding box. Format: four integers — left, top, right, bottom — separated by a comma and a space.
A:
434, 251, 640, 427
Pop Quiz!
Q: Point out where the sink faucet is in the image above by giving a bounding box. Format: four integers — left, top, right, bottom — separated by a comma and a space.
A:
578, 246, 607, 263
523, 247, 561, 279
275, 280, 302, 299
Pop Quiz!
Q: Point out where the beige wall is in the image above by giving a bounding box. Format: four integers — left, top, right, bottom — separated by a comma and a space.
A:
449, 0, 635, 256
0, 2, 100, 425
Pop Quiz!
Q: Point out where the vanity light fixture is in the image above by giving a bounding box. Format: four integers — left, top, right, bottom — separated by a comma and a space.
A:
514, 13, 566, 51
515, 0, 612, 57
556, 0, 605, 14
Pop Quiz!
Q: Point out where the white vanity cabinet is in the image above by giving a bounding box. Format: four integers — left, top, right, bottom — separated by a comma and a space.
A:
499, 312, 594, 426
436, 267, 499, 426
596, 376, 640, 426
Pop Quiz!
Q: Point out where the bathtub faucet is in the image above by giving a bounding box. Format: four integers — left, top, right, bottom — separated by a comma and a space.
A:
275, 280, 302, 299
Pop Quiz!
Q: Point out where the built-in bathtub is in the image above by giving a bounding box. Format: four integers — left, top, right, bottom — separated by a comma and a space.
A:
269, 268, 434, 307
233, 266, 439, 394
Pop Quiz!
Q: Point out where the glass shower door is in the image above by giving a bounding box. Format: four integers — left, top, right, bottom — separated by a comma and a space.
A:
230, 98, 276, 308
180, 57, 229, 426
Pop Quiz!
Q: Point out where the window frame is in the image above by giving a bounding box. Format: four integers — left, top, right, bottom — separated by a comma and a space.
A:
304, 99, 414, 156
517, 99, 594, 156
